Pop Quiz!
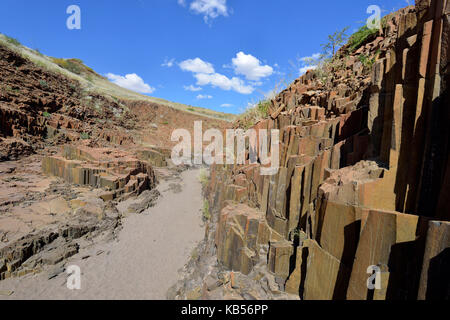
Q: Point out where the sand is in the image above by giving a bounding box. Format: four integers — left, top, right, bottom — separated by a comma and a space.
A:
0, 168, 205, 300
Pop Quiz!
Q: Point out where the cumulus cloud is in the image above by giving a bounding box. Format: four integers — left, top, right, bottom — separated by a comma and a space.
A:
197, 94, 213, 99
189, 0, 228, 23
221, 103, 233, 107
232, 52, 273, 81
179, 58, 215, 74
179, 55, 258, 94
106, 73, 155, 94
184, 84, 203, 92
178, 0, 187, 7
194, 72, 254, 94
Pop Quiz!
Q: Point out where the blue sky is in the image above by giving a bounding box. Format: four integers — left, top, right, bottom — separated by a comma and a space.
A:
0, 0, 409, 114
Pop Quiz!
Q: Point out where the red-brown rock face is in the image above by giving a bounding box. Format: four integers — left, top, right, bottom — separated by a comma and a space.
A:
42, 145, 156, 201
206, 0, 450, 300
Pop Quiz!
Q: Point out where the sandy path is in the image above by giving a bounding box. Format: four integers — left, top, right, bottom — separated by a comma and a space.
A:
0, 169, 205, 300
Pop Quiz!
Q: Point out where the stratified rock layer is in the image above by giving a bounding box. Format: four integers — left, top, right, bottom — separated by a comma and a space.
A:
206, 0, 450, 300
42, 145, 156, 201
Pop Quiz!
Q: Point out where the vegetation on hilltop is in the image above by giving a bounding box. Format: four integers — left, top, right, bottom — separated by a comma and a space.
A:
4, 34, 21, 46
51, 57, 101, 80
0, 32, 234, 122
348, 25, 379, 53
237, 100, 273, 130
234, 11, 398, 128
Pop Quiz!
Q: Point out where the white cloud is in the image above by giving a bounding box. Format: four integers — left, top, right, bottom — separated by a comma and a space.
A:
178, 0, 187, 7
189, 0, 228, 23
179, 58, 215, 74
179, 54, 260, 95
197, 94, 213, 99
232, 52, 273, 81
184, 84, 203, 92
194, 72, 254, 94
161, 58, 175, 68
221, 103, 233, 107
106, 73, 155, 94
299, 65, 317, 75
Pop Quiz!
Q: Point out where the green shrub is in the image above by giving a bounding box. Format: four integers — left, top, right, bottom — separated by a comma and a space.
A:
39, 80, 49, 88
348, 25, 378, 53
51, 58, 82, 75
43, 111, 51, 118
359, 54, 376, 69
198, 169, 209, 188
256, 100, 271, 118
80, 132, 90, 140
238, 99, 272, 129
191, 247, 199, 260
202, 200, 211, 221
187, 107, 195, 112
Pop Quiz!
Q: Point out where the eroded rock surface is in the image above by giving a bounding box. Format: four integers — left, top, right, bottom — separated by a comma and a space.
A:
42, 145, 157, 202
0, 154, 123, 281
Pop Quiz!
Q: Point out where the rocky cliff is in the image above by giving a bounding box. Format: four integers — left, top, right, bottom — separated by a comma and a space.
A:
171, 0, 450, 300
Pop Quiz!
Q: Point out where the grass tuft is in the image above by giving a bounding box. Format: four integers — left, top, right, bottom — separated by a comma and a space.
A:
80, 132, 90, 140
5, 35, 20, 46
238, 100, 272, 129
202, 200, 211, 221
51, 58, 83, 75
359, 53, 376, 70
198, 169, 209, 188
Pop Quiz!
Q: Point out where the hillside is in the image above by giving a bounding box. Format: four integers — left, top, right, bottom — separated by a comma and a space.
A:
0, 33, 235, 123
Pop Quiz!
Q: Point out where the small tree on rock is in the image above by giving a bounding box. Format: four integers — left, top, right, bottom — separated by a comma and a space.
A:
321, 27, 350, 57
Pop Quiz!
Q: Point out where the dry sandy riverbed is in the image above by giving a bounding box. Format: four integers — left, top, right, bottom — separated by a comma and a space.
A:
0, 168, 205, 300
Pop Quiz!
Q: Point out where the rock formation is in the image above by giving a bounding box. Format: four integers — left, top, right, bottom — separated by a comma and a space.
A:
174, 0, 449, 300
42, 145, 156, 201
